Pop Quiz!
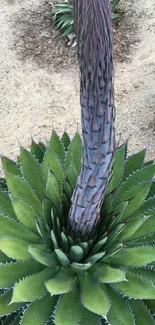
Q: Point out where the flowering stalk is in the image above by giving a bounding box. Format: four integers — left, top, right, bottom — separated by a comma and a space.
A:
69, 0, 115, 237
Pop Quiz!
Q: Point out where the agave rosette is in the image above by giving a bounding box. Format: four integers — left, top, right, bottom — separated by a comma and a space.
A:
0, 130, 155, 325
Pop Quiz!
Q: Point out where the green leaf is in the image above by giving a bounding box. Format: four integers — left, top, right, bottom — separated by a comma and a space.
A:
92, 237, 108, 254
0, 251, 11, 263
103, 284, 134, 325
29, 246, 59, 266
55, 249, 70, 267
46, 171, 62, 215
106, 246, 155, 266
0, 289, 24, 316
107, 143, 126, 194
2, 314, 18, 325
0, 215, 40, 243
113, 164, 155, 207
129, 300, 154, 325
55, 279, 81, 325
0, 260, 44, 288
86, 252, 105, 264
79, 272, 109, 317
71, 263, 92, 272
1, 156, 21, 176
0, 237, 31, 260
43, 147, 64, 188
61, 131, 70, 151
0, 189, 16, 219
90, 264, 126, 283
129, 214, 155, 240
66, 162, 78, 190
120, 182, 152, 220
46, 267, 74, 295
69, 246, 84, 262
6, 173, 44, 216
114, 272, 155, 299
60, 232, 69, 252
116, 215, 145, 241
80, 308, 100, 325
12, 198, 40, 234
50, 129, 65, 164
122, 149, 146, 181
129, 267, 155, 286
30, 140, 45, 164
12, 267, 57, 303
21, 294, 57, 325
20, 147, 46, 200
66, 132, 83, 174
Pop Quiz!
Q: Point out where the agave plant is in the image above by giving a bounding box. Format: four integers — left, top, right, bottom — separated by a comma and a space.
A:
53, 0, 122, 44
0, 0, 155, 324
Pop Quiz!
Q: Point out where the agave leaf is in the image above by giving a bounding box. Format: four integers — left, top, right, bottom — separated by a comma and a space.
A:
90, 264, 126, 283
80, 308, 100, 325
6, 173, 44, 216
120, 182, 152, 220
147, 180, 155, 199
0, 178, 7, 190
30, 139, 45, 164
86, 252, 105, 264
122, 149, 146, 181
12, 198, 40, 234
60, 232, 69, 252
129, 300, 155, 325
111, 201, 129, 225
55, 279, 81, 325
0, 215, 41, 243
71, 262, 92, 272
66, 132, 83, 175
55, 249, 70, 267
135, 196, 155, 217
129, 267, 155, 286
61, 131, 70, 151
1, 156, 21, 176
0, 251, 11, 263
92, 237, 108, 254
114, 272, 155, 299
12, 267, 57, 303
20, 147, 46, 200
106, 143, 126, 194
66, 161, 78, 190
79, 272, 109, 317
46, 171, 62, 215
69, 245, 84, 262
0, 289, 24, 316
105, 246, 155, 266
116, 215, 145, 241
63, 181, 73, 201
103, 284, 134, 325
28, 246, 59, 266
129, 214, 155, 240
0, 189, 16, 219
79, 242, 89, 255
46, 267, 74, 295
50, 129, 66, 165
0, 260, 44, 288
113, 164, 155, 208
43, 147, 64, 188
21, 293, 57, 325
0, 237, 31, 260
145, 300, 155, 316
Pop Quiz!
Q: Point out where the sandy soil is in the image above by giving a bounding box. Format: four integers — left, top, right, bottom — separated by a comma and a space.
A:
0, 0, 155, 173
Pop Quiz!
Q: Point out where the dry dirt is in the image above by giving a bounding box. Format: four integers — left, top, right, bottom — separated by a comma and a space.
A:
0, 0, 155, 173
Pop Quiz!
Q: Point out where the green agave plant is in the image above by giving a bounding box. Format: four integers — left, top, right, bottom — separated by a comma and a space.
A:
1, 0, 155, 324
0, 133, 155, 324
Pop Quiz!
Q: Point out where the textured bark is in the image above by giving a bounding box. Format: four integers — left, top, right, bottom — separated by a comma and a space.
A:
69, 0, 115, 237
